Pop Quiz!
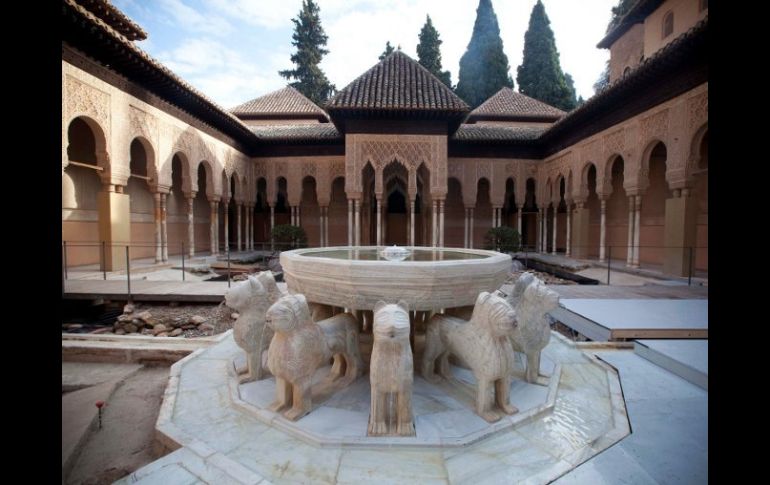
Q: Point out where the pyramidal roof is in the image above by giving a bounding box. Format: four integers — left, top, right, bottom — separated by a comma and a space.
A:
230, 86, 328, 120
469, 87, 565, 122
326, 51, 469, 114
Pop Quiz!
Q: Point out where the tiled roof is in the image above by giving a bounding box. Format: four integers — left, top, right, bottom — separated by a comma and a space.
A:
326, 51, 469, 113
74, 0, 147, 41
230, 87, 328, 119
469, 88, 565, 121
452, 125, 545, 143
249, 124, 342, 143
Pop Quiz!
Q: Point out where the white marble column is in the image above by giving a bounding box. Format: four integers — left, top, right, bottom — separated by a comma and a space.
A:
516, 206, 522, 236
154, 193, 162, 263
409, 199, 416, 246
566, 203, 572, 257
209, 201, 217, 255
319, 206, 325, 247
347, 199, 353, 246
324, 207, 330, 246
223, 199, 230, 253
468, 207, 473, 249
236, 203, 243, 252
599, 199, 607, 262
354, 199, 361, 246
431, 200, 438, 247
626, 196, 635, 266
536, 208, 542, 253
632, 195, 642, 268
551, 207, 558, 255
187, 196, 195, 257
269, 204, 274, 251
376, 196, 382, 246
161, 193, 169, 262
464, 208, 469, 248
213, 201, 219, 254
439, 200, 445, 247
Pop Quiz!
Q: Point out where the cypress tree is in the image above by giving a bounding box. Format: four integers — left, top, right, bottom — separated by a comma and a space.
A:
278, 0, 335, 105
516, 0, 575, 111
416, 15, 452, 87
455, 0, 513, 108
564, 73, 578, 107
379, 41, 395, 61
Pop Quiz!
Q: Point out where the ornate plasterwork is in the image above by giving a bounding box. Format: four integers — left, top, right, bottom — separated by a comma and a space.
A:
330, 161, 345, 179
640, 109, 669, 143
477, 161, 491, 181
65, 75, 110, 128
128, 105, 158, 144
603, 129, 625, 157
302, 162, 317, 178
171, 125, 195, 157
687, 92, 708, 131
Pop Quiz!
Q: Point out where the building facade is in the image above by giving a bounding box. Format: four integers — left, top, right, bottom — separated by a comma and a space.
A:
62, 0, 708, 276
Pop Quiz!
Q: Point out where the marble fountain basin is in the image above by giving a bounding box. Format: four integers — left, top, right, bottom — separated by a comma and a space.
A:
280, 246, 512, 311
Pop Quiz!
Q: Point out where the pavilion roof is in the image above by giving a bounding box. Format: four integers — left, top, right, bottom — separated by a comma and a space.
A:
468, 88, 565, 122
230, 87, 328, 121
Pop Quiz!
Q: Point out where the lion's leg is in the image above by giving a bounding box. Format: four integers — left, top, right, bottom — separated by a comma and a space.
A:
285, 376, 312, 421
239, 350, 261, 384
526, 351, 541, 384
367, 386, 379, 435
495, 378, 518, 415
330, 354, 345, 380
476, 379, 497, 422
369, 390, 388, 435
396, 388, 415, 436
438, 352, 452, 381
269, 377, 291, 413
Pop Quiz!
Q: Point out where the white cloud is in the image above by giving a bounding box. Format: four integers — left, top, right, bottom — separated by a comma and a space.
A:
157, 0, 233, 36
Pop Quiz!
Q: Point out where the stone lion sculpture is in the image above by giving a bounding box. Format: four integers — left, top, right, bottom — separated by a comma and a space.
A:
422, 291, 519, 422
266, 293, 361, 421
226, 275, 273, 383
508, 275, 560, 385
368, 300, 415, 437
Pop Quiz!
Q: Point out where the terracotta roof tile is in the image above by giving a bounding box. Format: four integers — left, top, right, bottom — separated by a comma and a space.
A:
249, 124, 341, 143
74, 0, 147, 41
452, 125, 545, 142
470, 87, 565, 121
326, 51, 469, 113
230, 87, 328, 118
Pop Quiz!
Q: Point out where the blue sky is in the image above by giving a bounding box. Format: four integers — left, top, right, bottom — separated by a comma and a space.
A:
113, 0, 617, 110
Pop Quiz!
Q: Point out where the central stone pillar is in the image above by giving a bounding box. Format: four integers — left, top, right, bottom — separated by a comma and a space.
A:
187, 195, 195, 257
626, 196, 635, 266
97, 184, 131, 271
209, 200, 217, 255
551, 207, 558, 255
571, 201, 589, 259
354, 199, 361, 246
537, 208, 544, 253
376, 196, 382, 246
161, 193, 169, 262
663, 189, 697, 277
565, 203, 572, 258
464, 208, 469, 248
154, 192, 162, 263
439, 199, 445, 247
409, 195, 416, 246
348, 199, 353, 246
269, 204, 274, 250
237, 203, 242, 252
599, 199, 607, 262
469, 207, 474, 249
632, 195, 642, 267
223, 199, 229, 253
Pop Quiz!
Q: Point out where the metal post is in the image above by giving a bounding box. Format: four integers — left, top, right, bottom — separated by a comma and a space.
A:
181, 242, 186, 281
688, 246, 693, 286
607, 246, 611, 285
63, 241, 68, 280
125, 245, 132, 301
102, 241, 106, 280
227, 249, 231, 288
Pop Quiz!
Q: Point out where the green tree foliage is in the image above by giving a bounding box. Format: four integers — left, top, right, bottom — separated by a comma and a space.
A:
379, 41, 395, 61
516, 1, 576, 111
278, 0, 335, 105
484, 227, 521, 253
455, 0, 513, 108
606, 0, 637, 33
564, 73, 579, 108
270, 224, 307, 249
416, 15, 452, 87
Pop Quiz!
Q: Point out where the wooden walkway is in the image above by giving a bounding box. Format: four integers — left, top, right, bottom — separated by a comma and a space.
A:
63, 280, 230, 302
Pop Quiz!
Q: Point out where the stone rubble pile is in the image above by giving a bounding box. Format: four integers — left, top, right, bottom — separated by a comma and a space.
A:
112, 303, 219, 337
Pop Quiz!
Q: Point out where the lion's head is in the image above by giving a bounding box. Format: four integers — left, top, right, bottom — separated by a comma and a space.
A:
266, 294, 311, 333
373, 300, 410, 342
224, 275, 266, 312
472, 291, 516, 338
256, 271, 282, 303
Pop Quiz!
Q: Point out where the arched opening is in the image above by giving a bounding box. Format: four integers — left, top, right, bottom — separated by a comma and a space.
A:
416, 163, 431, 246
254, 178, 268, 243
640, 142, 670, 266
194, 162, 213, 254
662, 11, 674, 39
126, 138, 156, 260
301, 176, 320, 246
329, 177, 347, 246
694, 129, 708, 272
445, 178, 464, 247
556, 177, 567, 252
361, 163, 375, 245
522, 178, 538, 249
586, 164, 601, 258
606, 156, 630, 262
544, 179, 553, 252
474, 178, 492, 249
63, 117, 106, 266
167, 153, 188, 257
383, 161, 408, 245
228, 175, 239, 249
275, 177, 290, 226
502, 177, 517, 229
218, 170, 228, 251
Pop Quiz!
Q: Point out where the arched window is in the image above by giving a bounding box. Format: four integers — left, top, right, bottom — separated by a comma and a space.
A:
662, 11, 674, 39
699, 0, 708, 12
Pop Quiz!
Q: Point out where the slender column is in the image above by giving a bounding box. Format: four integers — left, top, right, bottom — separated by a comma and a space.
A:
536, 208, 542, 252
599, 199, 607, 262
319, 206, 325, 247
244, 204, 250, 251
247, 204, 253, 250
632, 195, 642, 267
297, 205, 301, 228
566, 203, 572, 257
439, 200, 445, 247
464, 208, 469, 248
551, 206, 558, 255
354, 199, 361, 246
469, 208, 475, 249
223, 199, 230, 253
160, 193, 169, 262
209, 201, 217, 256
626, 196, 635, 266
409, 198, 415, 246
324, 207, 329, 246
376, 196, 382, 246
269, 204, 274, 250
237, 203, 242, 252
516, 205, 522, 236
347, 199, 353, 246
431, 200, 438, 247
213, 201, 219, 254
154, 193, 162, 263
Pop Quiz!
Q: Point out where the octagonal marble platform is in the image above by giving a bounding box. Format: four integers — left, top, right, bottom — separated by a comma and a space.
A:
118, 331, 630, 484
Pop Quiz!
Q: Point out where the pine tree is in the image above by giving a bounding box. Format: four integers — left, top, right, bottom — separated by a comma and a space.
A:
564, 73, 578, 108
379, 41, 395, 61
516, 0, 575, 111
278, 0, 335, 105
416, 15, 452, 87
455, 0, 513, 108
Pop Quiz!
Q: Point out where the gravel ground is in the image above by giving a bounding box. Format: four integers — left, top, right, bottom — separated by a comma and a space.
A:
506, 270, 577, 286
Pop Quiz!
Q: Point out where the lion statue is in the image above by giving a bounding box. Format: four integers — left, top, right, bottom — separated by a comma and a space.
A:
508, 275, 559, 385
368, 300, 415, 437
265, 294, 361, 421
225, 275, 273, 383
422, 291, 519, 422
